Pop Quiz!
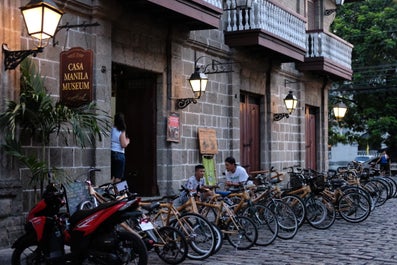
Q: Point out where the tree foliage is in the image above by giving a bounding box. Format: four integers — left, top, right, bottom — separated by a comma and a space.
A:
330, 0, 397, 158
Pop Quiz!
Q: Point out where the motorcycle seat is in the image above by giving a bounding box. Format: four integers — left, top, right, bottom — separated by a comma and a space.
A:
69, 200, 121, 226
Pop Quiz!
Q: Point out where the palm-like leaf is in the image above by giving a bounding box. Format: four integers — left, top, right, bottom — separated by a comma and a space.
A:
0, 59, 111, 190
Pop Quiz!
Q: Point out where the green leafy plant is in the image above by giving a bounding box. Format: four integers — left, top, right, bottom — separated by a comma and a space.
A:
0, 59, 110, 193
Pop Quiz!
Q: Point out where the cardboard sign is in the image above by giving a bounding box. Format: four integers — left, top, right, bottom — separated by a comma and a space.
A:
198, 128, 218, 155
60, 47, 93, 107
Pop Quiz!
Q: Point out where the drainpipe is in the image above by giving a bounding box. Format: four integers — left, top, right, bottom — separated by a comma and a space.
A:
265, 61, 272, 169
321, 76, 329, 170
165, 25, 173, 195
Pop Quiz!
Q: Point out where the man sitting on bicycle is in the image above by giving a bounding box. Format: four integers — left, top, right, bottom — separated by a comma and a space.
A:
174, 164, 213, 206
224, 156, 249, 191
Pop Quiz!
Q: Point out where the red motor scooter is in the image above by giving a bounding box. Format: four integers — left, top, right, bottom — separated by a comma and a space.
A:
11, 182, 148, 265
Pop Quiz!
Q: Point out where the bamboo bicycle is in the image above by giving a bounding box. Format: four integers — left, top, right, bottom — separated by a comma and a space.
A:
234, 177, 298, 240
139, 198, 217, 261
251, 168, 306, 228
176, 185, 261, 249
194, 190, 259, 250
282, 166, 336, 230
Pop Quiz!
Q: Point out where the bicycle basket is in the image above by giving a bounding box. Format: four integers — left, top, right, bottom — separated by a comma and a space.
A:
289, 174, 302, 189
310, 174, 325, 192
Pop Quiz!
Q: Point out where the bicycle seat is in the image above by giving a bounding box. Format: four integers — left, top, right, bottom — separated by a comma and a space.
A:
215, 190, 232, 197
140, 201, 160, 212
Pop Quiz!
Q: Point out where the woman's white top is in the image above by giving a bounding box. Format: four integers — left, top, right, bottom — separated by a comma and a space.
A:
111, 127, 124, 153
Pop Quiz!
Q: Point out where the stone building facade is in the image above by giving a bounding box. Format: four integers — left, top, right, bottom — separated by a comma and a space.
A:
0, 0, 353, 247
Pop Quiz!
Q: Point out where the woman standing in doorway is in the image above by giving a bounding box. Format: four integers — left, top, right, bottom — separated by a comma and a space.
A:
111, 113, 130, 182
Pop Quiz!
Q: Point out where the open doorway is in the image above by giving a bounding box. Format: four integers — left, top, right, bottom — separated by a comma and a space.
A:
112, 63, 158, 196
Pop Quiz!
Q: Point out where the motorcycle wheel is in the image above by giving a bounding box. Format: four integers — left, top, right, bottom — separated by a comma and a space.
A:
11, 233, 46, 265
80, 232, 148, 265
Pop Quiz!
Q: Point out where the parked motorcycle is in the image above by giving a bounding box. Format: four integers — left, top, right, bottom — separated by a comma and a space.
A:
11, 182, 148, 265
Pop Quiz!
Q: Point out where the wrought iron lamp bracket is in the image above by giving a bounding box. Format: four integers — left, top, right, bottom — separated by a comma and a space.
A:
176, 55, 235, 110
324, 9, 337, 16
2, 22, 99, 71
273, 113, 290, 121
201, 58, 234, 74
2, 44, 43, 70
53, 22, 100, 46
176, 98, 198, 109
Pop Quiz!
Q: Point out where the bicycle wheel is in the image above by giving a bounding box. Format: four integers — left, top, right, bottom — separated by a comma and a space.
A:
243, 204, 278, 246
368, 179, 389, 207
79, 200, 95, 210
176, 213, 216, 260
196, 206, 223, 255
154, 226, 188, 265
225, 215, 258, 250
361, 181, 379, 211
375, 176, 396, 199
210, 223, 224, 255
265, 199, 298, 240
305, 194, 336, 230
281, 194, 306, 227
338, 190, 371, 223
382, 176, 397, 198
198, 205, 218, 223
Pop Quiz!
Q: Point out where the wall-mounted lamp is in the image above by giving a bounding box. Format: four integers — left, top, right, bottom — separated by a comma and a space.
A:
273, 91, 298, 121
324, 0, 345, 16
2, 0, 64, 70
224, 0, 253, 10
176, 52, 234, 109
175, 69, 208, 109
333, 102, 347, 121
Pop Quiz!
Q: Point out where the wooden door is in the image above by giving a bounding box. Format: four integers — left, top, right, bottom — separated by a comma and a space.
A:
240, 93, 260, 173
113, 64, 158, 196
305, 106, 317, 170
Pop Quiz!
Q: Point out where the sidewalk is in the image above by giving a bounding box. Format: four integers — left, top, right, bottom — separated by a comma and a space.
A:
0, 247, 12, 264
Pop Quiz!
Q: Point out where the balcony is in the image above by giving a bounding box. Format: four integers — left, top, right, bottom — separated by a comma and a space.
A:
132, 0, 223, 30
297, 30, 353, 80
223, 0, 307, 62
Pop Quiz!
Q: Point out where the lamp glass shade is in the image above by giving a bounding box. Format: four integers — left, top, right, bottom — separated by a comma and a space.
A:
21, 0, 63, 46
335, 0, 345, 6
333, 102, 347, 120
236, 0, 252, 8
188, 70, 208, 98
283, 91, 298, 114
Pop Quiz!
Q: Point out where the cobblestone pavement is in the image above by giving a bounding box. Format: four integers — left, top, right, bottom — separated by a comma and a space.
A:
1, 189, 396, 265
148, 197, 397, 265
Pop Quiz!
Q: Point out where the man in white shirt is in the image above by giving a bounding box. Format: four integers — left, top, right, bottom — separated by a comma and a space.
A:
224, 156, 249, 190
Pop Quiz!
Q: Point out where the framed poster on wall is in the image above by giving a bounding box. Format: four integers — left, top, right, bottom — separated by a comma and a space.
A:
167, 112, 180, 142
